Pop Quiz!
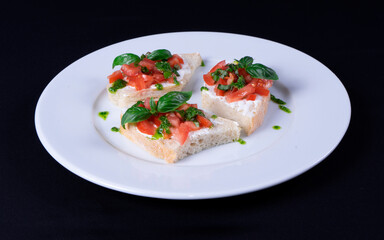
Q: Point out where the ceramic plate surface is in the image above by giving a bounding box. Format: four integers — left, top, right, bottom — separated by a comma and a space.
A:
35, 32, 351, 199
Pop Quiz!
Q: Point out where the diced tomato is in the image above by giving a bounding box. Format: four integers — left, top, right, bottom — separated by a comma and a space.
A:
189, 104, 198, 108
167, 54, 184, 68
209, 60, 227, 72
107, 70, 124, 83
144, 97, 151, 110
142, 74, 154, 88
153, 73, 166, 83
177, 103, 190, 111
196, 115, 212, 128
214, 78, 227, 96
225, 82, 257, 103
167, 113, 181, 128
174, 123, 190, 145
133, 75, 146, 91
237, 68, 253, 82
254, 86, 270, 96
139, 58, 156, 72
203, 60, 228, 86
163, 131, 172, 139
121, 63, 141, 76
245, 94, 257, 101
151, 116, 162, 127
183, 121, 200, 131
137, 120, 156, 136
203, 73, 215, 86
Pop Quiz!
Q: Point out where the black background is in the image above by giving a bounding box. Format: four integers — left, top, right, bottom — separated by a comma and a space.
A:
1, 1, 383, 239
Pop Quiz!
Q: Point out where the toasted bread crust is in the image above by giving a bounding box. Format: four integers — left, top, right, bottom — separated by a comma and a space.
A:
108, 53, 202, 108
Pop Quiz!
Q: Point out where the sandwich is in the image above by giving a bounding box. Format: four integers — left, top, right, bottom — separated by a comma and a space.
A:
119, 91, 240, 163
107, 49, 202, 108
201, 56, 278, 135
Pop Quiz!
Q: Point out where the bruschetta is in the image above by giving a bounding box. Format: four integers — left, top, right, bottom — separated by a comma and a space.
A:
201, 57, 278, 135
119, 91, 240, 163
107, 49, 202, 108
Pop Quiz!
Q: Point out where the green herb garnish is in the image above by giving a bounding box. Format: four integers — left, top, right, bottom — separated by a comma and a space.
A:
156, 115, 171, 137
270, 94, 286, 105
273, 125, 281, 130
246, 63, 278, 80
108, 79, 127, 93
147, 49, 172, 61
185, 107, 205, 121
121, 91, 192, 127
200, 86, 209, 91
98, 111, 109, 120
201, 60, 205, 67
155, 61, 173, 79
211, 69, 228, 82
173, 76, 180, 86
112, 53, 141, 69
235, 138, 246, 145
157, 91, 192, 113
155, 83, 163, 90
279, 105, 292, 113
111, 127, 120, 132
211, 115, 217, 119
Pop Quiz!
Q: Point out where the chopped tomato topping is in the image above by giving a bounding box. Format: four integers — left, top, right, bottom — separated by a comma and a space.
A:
133, 75, 146, 91
245, 94, 257, 101
196, 115, 213, 128
137, 120, 156, 136
144, 97, 151, 110
139, 58, 157, 72
214, 78, 227, 96
167, 54, 184, 68
167, 113, 181, 128
107, 70, 124, 83
121, 63, 141, 76
203, 60, 228, 86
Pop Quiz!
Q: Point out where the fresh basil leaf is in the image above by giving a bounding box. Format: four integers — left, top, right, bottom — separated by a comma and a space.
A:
121, 106, 152, 128
149, 97, 157, 114
147, 49, 172, 61
132, 100, 144, 107
157, 91, 192, 113
238, 56, 253, 68
108, 79, 127, 93
246, 63, 279, 80
112, 53, 140, 69
217, 84, 232, 91
200, 86, 208, 91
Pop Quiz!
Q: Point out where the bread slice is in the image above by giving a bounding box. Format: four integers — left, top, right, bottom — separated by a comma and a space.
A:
120, 116, 240, 163
201, 86, 269, 135
108, 53, 202, 108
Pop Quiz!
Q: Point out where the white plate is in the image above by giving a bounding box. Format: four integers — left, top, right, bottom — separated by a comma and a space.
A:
35, 32, 351, 199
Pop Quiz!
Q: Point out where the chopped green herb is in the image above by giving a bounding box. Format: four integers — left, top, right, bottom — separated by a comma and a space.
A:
155, 83, 163, 90
201, 60, 205, 67
155, 61, 173, 79
211, 69, 228, 82
211, 115, 217, 119
111, 127, 120, 132
279, 105, 292, 113
270, 94, 286, 105
217, 84, 232, 91
200, 86, 209, 91
231, 75, 246, 89
108, 79, 127, 93
173, 76, 180, 86
273, 125, 281, 130
98, 111, 109, 120
185, 107, 205, 121
155, 115, 171, 137
141, 66, 149, 73
234, 138, 246, 145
